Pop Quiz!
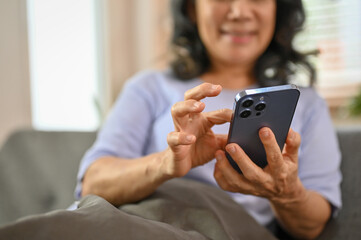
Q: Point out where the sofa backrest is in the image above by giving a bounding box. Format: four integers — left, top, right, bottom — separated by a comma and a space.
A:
0, 130, 96, 226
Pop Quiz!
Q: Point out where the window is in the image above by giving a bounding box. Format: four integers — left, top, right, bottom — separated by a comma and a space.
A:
27, 0, 99, 131
296, 0, 361, 111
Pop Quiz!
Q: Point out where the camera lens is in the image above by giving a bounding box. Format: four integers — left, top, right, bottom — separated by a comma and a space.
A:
240, 109, 251, 118
242, 99, 253, 108
255, 102, 266, 111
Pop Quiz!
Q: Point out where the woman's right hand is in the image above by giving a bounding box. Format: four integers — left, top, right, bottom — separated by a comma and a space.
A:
162, 83, 232, 178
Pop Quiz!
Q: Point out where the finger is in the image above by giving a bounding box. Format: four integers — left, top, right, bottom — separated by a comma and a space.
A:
225, 143, 265, 183
204, 108, 233, 126
167, 131, 196, 149
283, 128, 301, 163
214, 170, 239, 192
184, 83, 222, 101
171, 100, 205, 118
214, 169, 236, 192
216, 151, 255, 194
215, 134, 228, 149
214, 151, 244, 192
259, 127, 284, 170
214, 158, 235, 191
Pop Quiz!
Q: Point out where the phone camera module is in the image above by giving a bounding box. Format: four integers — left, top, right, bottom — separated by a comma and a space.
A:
242, 99, 253, 108
255, 102, 266, 111
240, 109, 252, 118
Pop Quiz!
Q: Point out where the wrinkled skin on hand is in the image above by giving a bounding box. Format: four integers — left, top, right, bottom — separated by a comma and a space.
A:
214, 127, 306, 205
165, 83, 232, 178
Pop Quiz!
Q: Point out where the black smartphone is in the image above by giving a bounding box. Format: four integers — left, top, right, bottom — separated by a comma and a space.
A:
226, 84, 300, 173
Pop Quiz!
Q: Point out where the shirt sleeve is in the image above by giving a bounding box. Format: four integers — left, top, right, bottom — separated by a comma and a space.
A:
74, 72, 158, 199
297, 90, 342, 213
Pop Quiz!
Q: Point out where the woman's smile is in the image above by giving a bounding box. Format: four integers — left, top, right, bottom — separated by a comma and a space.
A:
220, 28, 257, 44
195, 0, 276, 66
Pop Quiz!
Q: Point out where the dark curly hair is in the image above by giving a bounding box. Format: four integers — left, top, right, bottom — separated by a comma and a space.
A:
170, 0, 315, 87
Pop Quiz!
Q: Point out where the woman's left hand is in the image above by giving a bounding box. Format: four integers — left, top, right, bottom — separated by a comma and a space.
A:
214, 127, 307, 205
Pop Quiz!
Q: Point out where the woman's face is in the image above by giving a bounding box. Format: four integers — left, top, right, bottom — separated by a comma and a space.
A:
194, 0, 276, 68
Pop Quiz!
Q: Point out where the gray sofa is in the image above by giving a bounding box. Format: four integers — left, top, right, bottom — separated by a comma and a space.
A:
0, 127, 360, 239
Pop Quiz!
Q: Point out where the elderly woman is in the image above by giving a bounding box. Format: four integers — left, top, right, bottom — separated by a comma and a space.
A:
78, 0, 341, 239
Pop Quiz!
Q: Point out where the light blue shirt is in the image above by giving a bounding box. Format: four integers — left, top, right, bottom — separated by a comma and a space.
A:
75, 70, 342, 225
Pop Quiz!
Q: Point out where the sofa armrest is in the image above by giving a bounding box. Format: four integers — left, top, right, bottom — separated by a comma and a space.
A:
317, 126, 361, 239
0, 129, 96, 226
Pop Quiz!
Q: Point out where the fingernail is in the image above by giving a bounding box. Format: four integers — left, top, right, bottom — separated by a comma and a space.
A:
215, 152, 223, 160
289, 129, 295, 140
186, 135, 194, 142
227, 145, 236, 153
260, 129, 269, 138
212, 85, 220, 90
194, 102, 201, 108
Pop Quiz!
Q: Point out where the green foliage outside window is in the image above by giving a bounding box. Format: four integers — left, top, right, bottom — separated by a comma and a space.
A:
350, 90, 361, 116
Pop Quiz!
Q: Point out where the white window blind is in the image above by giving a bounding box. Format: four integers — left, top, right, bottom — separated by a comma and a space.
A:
295, 0, 361, 108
